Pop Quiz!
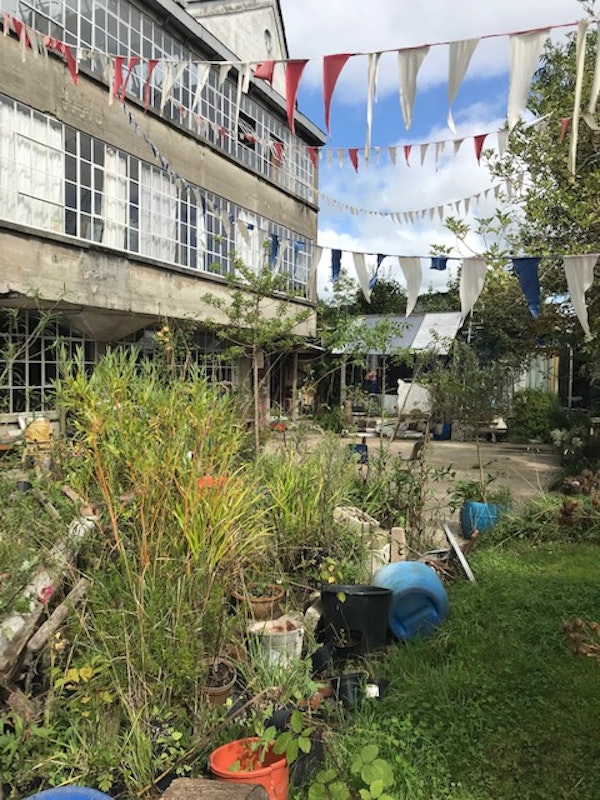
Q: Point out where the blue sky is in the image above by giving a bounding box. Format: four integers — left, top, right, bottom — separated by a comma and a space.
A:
279, 0, 586, 296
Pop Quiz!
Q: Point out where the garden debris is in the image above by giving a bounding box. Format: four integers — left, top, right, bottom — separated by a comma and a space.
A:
0, 512, 96, 681
416, 524, 477, 584
562, 618, 600, 663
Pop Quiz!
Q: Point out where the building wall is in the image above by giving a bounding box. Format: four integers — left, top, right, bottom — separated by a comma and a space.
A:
185, 0, 288, 95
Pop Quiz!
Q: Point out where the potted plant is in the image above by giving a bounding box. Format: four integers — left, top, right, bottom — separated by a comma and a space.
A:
232, 570, 285, 620
201, 655, 237, 707
449, 477, 511, 538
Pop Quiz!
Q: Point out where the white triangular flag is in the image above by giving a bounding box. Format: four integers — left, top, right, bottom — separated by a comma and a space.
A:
569, 21, 589, 174
397, 46, 429, 130
308, 244, 322, 299
460, 257, 487, 322
420, 143, 429, 165
327, 149, 333, 167
219, 208, 231, 238
275, 240, 289, 273
497, 129, 509, 156
453, 138, 464, 156
337, 148, 345, 167
508, 29, 549, 130
219, 64, 231, 86
447, 38, 480, 132
353, 252, 373, 302
161, 61, 186, 112
435, 140, 445, 164
389, 146, 397, 165
563, 254, 598, 339
365, 51, 382, 161
236, 218, 251, 247
192, 64, 211, 113
437, 205, 444, 221
584, 21, 600, 129
399, 257, 422, 317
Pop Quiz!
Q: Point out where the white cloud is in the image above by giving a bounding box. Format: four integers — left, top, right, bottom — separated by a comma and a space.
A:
281, 0, 584, 99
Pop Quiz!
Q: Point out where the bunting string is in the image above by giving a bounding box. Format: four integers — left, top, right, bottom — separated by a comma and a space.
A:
0, 13, 593, 174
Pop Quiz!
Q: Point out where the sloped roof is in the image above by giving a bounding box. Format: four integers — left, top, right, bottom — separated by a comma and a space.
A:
335, 312, 462, 356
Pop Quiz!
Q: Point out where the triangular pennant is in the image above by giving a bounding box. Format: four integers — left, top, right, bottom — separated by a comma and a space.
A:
584, 21, 600, 130
285, 59, 308, 134
453, 138, 464, 156
307, 146, 318, 168
236, 217, 251, 247
388, 146, 397, 165
512, 257, 541, 317
403, 145, 412, 166
431, 257, 449, 271
309, 244, 322, 299
144, 59, 160, 110
399, 257, 422, 317
218, 64, 231, 86
348, 148, 359, 172
420, 143, 429, 165
353, 252, 373, 302
447, 38, 479, 132
569, 21, 590, 174
365, 51, 382, 161
435, 140, 445, 164
397, 46, 430, 130
560, 117, 572, 142
331, 248, 342, 283
192, 63, 211, 113
473, 133, 488, 164
460, 257, 487, 322
508, 29, 550, 129
254, 60, 275, 86
497, 129, 509, 156
323, 53, 352, 133
563, 254, 598, 339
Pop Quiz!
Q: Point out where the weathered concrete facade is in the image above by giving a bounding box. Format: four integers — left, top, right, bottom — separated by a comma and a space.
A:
0, 0, 324, 413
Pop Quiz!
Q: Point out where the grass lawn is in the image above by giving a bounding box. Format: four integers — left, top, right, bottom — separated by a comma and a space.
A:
340, 542, 600, 800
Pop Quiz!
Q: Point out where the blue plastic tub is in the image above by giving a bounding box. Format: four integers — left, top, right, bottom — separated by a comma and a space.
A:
372, 562, 449, 641
460, 500, 506, 538
25, 789, 114, 800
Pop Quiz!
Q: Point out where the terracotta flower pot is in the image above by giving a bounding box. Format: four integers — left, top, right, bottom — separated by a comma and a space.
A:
232, 583, 285, 620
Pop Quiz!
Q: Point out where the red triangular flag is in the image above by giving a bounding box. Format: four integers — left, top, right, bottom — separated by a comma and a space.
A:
307, 146, 318, 168
143, 59, 160, 110
274, 141, 283, 161
120, 57, 140, 99
559, 117, 572, 142
473, 133, 488, 164
254, 60, 275, 86
403, 145, 412, 166
323, 53, 352, 133
113, 56, 125, 99
285, 59, 308, 134
349, 148, 359, 172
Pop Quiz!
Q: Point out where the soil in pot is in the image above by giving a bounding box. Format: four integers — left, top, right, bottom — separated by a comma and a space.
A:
202, 657, 237, 707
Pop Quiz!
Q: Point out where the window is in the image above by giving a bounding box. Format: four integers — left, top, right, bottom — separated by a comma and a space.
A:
0, 98, 63, 231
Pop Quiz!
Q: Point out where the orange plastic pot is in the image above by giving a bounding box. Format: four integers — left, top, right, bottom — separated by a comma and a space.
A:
209, 737, 289, 800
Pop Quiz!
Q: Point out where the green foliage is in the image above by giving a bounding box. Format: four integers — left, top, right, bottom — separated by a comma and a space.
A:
509, 388, 569, 443
309, 744, 395, 800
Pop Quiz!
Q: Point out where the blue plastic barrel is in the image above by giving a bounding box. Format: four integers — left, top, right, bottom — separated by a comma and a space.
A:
25, 789, 113, 800
460, 500, 505, 538
372, 562, 449, 641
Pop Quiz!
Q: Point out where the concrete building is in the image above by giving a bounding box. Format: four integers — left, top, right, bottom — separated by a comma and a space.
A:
0, 0, 324, 418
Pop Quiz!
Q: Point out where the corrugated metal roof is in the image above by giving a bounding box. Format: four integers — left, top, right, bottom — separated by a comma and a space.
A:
334, 312, 462, 355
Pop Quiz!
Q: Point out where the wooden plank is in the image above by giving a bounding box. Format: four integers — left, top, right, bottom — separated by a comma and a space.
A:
443, 524, 476, 584
162, 777, 268, 800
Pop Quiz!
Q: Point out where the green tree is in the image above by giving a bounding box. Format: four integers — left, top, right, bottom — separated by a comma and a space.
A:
202, 260, 311, 456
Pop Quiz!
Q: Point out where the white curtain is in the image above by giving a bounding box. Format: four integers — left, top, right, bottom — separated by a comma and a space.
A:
0, 99, 18, 221
103, 148, 128, 248
1, 101, 63, 230
236, 213, 260, 272
139, 163, 177, 261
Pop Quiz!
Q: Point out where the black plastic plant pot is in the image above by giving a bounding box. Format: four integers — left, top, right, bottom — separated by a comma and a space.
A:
311, 641, 334, 676
319, 584, 392, 655
332, 671, 367, 709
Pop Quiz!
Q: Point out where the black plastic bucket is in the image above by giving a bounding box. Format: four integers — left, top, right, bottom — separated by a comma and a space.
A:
319, 584, 392, 655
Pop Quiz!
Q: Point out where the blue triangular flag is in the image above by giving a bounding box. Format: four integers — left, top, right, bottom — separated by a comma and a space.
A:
430, 257, 449, 271
331, 249, 342, 283
512, 257, 541, 318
